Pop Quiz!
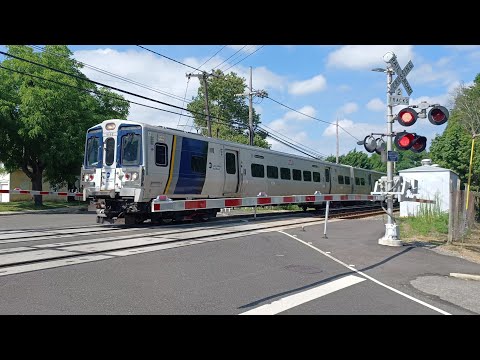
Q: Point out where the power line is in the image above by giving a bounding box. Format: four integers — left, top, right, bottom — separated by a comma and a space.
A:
30, 45, 191, 104
218, 45, 253, 72
265, 95, 361, 142
223, 45, 265, 72
2, 49, 340, 157
1, 62, 328, 159
258, 124, 328, 159
136, 45, 204, 73
197, 45, 227, 71
0, 50, 218, 122
212, 45, 247, 71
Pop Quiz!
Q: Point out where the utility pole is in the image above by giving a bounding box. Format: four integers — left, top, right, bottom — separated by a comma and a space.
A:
381, 65, 400, 245
236, 67, 268, 146
336, 117, 339, 164
187, 72, 212, 137
248, 67, 254, 146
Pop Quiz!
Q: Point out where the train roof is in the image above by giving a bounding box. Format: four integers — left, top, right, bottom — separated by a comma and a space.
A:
94, 119, 385, 175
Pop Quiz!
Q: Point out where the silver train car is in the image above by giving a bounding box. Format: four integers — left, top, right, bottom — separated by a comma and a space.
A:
80, 119, 385, 224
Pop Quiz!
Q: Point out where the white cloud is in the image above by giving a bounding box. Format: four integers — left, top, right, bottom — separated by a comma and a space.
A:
327, 45, 414, 70
284, 106, 316, 120
74, 48, 201, 128
225, 65, 286, 92
288, 74, 327, 95
366, 98, 385, 112
339, 102, 358, 115
409, 63, 457, 87
73, 48, 285, 130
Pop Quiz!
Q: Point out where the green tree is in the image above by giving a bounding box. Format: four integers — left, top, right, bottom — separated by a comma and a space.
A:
395, 150, 427, 172
430, 110, 479, 189
0, 45, 129, 205
187, 70, 270, 148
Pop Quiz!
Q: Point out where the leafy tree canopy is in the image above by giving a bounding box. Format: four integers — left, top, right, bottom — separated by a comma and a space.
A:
0, 45, 129, 204
186, 69, 270, 148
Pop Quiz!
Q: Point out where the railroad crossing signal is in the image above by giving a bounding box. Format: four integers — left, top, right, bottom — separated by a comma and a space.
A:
384, 52, 414, 96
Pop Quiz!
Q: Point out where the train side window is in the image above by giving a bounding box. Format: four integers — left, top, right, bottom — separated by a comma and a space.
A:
251, 163, 265, 178
345, 176, 350, 185
280, 167, 291, 180
292, 169, 302, 181
360, 178, 365, 185
226, 153, 236, 174
313, 172, 320, 182
267, 165, 278, 179
155, 143, 168, 167
303, 171, 312, 182
355, 177, 360, 185
325, 169, 330, 182
338, 175, 344, 184
191, 155, 207, 174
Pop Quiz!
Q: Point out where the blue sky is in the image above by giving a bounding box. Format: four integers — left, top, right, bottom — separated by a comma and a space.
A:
3, 45, 480, 158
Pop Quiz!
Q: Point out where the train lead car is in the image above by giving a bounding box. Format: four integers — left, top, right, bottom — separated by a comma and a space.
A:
80, 119, 384, 225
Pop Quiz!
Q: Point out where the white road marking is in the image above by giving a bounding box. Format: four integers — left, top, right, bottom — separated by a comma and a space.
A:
277, 231, 451, 315
240, 275, 366, 315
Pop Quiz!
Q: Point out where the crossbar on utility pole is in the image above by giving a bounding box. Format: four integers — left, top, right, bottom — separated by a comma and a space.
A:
187, 72, 212, 137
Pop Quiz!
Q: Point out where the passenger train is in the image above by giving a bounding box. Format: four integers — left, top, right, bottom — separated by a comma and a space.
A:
80, 119, 385, 224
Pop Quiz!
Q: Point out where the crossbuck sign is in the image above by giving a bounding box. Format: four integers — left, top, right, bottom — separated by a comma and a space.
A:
385, 53, 414, 96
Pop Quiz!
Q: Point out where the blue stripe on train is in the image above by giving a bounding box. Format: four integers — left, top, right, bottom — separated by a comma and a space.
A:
174, 137, 208, 194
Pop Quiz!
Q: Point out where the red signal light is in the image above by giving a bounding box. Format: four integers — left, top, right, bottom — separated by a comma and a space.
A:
411, 136, 427, 153
395, 132, 427, 153
397, 108, 418, 127
428, 105, 449, 125
395, 131, 415, 150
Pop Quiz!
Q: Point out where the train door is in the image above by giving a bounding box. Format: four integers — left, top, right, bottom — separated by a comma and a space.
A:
368, 174, 373, 192
224, 149, 239, 195
325, 167, 332, 193
101, 137, 116, 191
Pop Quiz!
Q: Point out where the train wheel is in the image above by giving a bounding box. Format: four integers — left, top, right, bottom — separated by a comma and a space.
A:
301, 205, 308, 212
96, 216, 105, 224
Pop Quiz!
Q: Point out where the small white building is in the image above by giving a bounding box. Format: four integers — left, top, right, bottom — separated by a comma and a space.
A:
0, 162, 10, 203
399, 159, 459, 217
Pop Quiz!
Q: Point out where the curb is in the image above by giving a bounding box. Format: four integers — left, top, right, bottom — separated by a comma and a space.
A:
449, 273, 480, 281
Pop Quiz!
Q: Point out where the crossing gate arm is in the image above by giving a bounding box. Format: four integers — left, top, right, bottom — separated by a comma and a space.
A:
151, 194, 384, 213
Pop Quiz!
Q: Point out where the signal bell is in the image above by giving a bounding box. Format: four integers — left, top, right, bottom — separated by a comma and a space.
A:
396, 108, 418, 127
363, 135, 386, 154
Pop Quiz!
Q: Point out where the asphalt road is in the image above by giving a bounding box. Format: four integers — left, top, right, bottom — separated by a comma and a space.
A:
0, 213, 479, 314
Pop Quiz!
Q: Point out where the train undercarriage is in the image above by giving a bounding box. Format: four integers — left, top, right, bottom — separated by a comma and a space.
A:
92, 197, 219, 225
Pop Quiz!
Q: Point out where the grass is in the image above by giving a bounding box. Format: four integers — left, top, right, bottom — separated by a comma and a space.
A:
398, 199, 449, 241
0, 200, 87, 212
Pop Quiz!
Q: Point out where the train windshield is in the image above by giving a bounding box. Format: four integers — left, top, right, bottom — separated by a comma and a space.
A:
85, 128, 102, 168
119, 125, 142, 166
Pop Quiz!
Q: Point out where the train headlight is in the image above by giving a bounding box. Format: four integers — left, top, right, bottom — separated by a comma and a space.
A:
84, 174, 90, 182
131, 172, 139, 181
125, 173, 131, 180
